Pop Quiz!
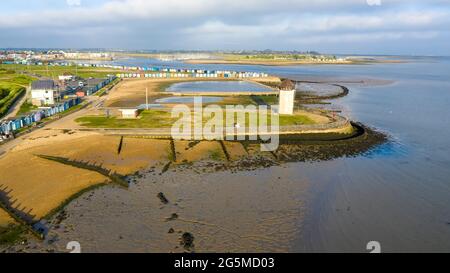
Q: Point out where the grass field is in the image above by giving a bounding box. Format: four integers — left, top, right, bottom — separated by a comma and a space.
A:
0, 64, 117, 79
76, 110, 178, 128
0, 68, 36, 118
76, 109, 316, 129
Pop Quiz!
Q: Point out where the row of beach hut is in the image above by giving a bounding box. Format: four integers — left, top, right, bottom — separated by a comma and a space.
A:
7, 61, 269, 79
0, 97, 81, 135
117, 71, 268, 79
84, 76, 117, 96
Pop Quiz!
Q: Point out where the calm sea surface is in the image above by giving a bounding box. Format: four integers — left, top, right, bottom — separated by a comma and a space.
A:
100, 57, 450, 252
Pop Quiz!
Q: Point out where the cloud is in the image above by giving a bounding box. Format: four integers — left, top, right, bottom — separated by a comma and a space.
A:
0, 0, 449, 54
66, 0, 82, 7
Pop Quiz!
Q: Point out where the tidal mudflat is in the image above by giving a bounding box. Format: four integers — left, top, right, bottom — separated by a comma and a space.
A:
1, 121, 385, 253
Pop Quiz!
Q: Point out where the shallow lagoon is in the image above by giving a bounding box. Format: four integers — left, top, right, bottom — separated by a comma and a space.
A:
166, 81, 273, 93
155, 96, 223, 104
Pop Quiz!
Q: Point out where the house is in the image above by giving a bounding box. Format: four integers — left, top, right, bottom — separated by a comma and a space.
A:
31, 80, 60, 106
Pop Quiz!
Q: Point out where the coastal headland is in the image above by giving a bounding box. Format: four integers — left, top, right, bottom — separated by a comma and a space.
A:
0, 64, 388, 252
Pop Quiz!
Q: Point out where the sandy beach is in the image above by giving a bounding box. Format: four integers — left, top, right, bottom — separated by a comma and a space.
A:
7, 163, 309, 253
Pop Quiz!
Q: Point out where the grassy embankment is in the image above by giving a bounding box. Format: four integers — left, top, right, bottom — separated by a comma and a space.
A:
16, 102, 38, 115
0, 69, 35, 118
76, 109, 315, 129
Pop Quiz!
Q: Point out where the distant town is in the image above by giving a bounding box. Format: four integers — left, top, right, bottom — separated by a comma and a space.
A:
0, 49, 354, 65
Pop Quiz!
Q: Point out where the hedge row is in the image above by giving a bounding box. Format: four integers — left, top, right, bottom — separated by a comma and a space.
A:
0, 85, 26, 118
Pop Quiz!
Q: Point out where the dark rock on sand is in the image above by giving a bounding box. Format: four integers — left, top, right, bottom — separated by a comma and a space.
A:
157, 192, 169, 204
166, 213, 179, 221
180, 232, 195, 250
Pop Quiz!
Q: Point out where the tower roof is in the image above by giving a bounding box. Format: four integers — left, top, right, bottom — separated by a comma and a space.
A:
280, 79, 295, 90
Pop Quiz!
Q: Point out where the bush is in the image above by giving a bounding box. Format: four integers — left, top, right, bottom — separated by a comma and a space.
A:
0, 87, 9, 100
0, 225, 27, 246
0, 85, 26, 118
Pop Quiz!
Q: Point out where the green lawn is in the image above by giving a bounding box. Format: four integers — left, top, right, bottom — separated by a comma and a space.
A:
0, 64, 117, 79
17, 102, 38, 115
76, 109, 316, 129
76, 110, 178, 129
278, 114, 315, 126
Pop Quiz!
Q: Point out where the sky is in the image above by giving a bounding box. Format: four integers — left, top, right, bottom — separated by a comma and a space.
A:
1, 0, 450, 55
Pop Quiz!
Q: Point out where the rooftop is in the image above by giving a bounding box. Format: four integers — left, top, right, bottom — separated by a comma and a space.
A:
280, 79, 296, 91
31, 80, 56, 90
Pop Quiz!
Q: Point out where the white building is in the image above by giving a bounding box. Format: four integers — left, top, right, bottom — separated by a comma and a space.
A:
31, 80, 60, 106
119, 109, 139, 119
58, 75, 74, 81
278, 80, 296, 115
279, 90, 296, 115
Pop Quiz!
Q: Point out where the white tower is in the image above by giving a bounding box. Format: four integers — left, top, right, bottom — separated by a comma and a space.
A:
279, 90, 296, 115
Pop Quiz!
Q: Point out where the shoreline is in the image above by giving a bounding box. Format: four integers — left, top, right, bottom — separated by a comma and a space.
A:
0, 75, 389, 251
184, 59, 407, 67
1, 122, 388, 252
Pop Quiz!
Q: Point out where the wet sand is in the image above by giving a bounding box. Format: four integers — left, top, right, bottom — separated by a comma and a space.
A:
0, 143, 107, 220
0, 130, 172, 223
9, 164, 309, 253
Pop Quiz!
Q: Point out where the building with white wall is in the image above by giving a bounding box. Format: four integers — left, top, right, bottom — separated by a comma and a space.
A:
279, 90, 296, 115
278, 80, 296, 115
31, 80, 60, 106
119, 109, 139, 119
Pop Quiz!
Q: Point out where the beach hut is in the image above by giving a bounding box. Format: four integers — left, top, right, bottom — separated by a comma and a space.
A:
33, 111, 42, 122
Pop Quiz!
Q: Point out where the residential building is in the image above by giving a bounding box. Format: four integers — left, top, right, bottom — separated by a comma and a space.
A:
31, 80, 60, 106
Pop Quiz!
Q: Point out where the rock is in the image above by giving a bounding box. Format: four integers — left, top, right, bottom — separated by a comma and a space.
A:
157, 192, 169, 204
166, 213, 178, 221
180, 232, 195, 250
